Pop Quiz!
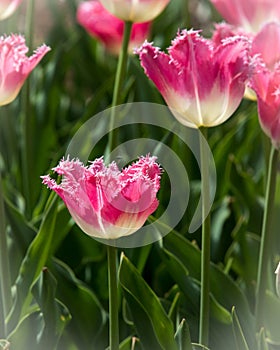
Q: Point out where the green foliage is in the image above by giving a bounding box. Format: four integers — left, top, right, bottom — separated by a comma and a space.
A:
0, 0, 279, 349
119, 254, 178, 350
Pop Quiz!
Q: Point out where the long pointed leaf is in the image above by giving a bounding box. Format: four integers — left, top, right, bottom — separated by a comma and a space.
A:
32, 268, 71, 349
232, 306, 250, 350
8, 194, 58, 332
119, 253, 178, 350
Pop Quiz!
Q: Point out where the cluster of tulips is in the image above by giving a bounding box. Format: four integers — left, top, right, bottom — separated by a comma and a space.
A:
0, 0, 280, 349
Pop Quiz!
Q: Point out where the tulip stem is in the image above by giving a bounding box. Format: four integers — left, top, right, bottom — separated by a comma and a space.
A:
106, 19, 132, 350
255, 145, 279, 331
0, 171, 12, 338
198, 127, 211, 346
107, 245, 119, 350
107, 21, 133, 157
21, 0, 35, 218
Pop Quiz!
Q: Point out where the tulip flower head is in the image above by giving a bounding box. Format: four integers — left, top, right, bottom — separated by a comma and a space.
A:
276, 262, 280, 297
0, 34, 50, 106
137, 30, 250, 128
249, 23, 280, 148
98, 0, 170, 23
77, 1, 151, 55
210, 0, 280, 34
0, 0, 22, 20
42, 156, 161, 240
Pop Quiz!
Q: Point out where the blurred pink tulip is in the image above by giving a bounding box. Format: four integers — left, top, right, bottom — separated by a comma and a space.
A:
42, 156, 161, 240
0, 0, 22, 20
137, 30, 250, 128
77, 1, 150, 55
98, 0, 170, 23
210, 0, 280, 33
249, 23, 280, 148
0, 34, 50, 106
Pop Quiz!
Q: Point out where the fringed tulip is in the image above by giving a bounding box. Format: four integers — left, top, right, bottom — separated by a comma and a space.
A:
77, 1, 150, 55
0, 0, 22, 20
210, 0, 280, 33
0, 34, 50, 106
42, 156, 161, 240
98, 0, 170, 23
137, 30, 250, 128
249, 23, 280, 148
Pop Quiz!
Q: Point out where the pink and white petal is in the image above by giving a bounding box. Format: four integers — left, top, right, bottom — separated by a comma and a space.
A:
257, 98, 280, 148
252, 23, 280, 70
214, 37, 250, 88
168, 30, 216, 98
44, 158, 97, 224
210, 0, 280, 33
212, 23, 250, 44
111, 180, 156, 214
0, 0, 22, 20
137, 42, 184, 101
99, 0, 169, 23
249, 69, 270, 101
121, 155, 161, 185
163, 93, 200, 128
22, 44, 51, 75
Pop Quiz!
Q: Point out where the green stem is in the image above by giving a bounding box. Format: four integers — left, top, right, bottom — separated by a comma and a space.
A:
107, 21, 133, 156
106, 20, 133, 350
198, 127, 211, 346
0, 171, 11, 338
21, 0, 35, 218
255, 145, 279, 331
107, 245, 119, 350
25, 0, 35, 47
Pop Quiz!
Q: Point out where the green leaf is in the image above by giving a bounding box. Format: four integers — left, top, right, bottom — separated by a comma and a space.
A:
191, 344, 210, 350
50, 258, 106, 349
118, 336, 141, 350
119, 253, 178, 350
232, 306, 250, 350
168, 292, 181, 320
263, 290, 280, 343
163, 232, 255, 348
123, 244, 153, 275
32, 268, 71, 349
8, 310, 44, 350
159, 244, 232, 325
226, 232, 259, 285
174, 318, 192, 350
8, 194, 58, 332
4, 197, 37, 280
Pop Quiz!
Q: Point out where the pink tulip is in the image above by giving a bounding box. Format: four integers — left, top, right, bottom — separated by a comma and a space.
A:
0, 0, 22, 20
98, 0, 170, 23
77, 1, 151, 55
136, 30, 250, 128
0, 34, 50, 106
42, 156, 161, 240
249, 23, 280, 148
210, 0, 280, 33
